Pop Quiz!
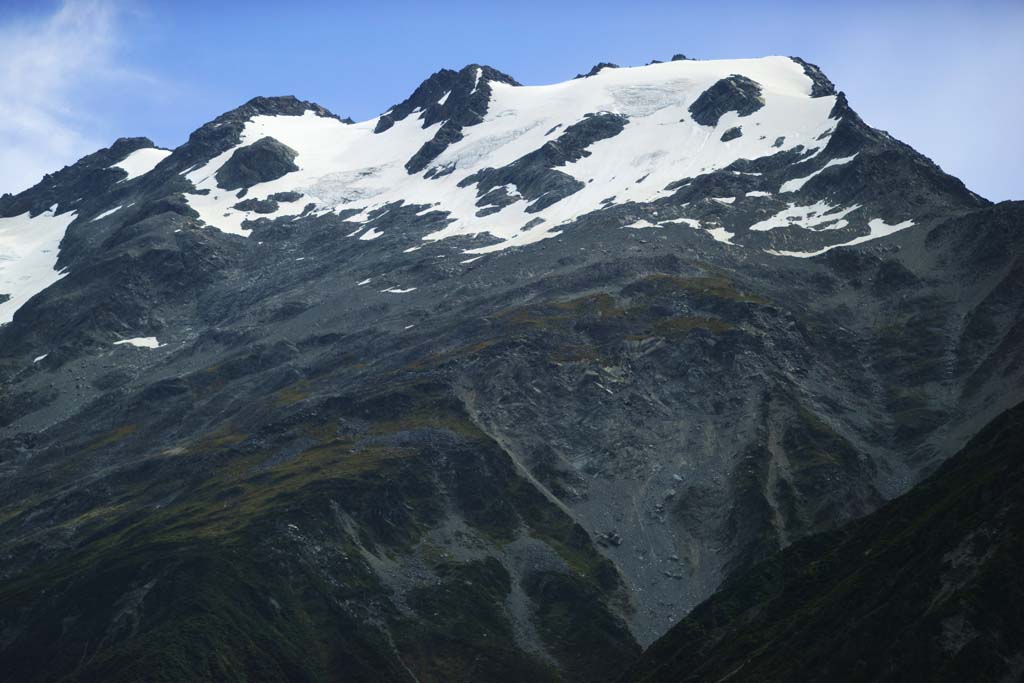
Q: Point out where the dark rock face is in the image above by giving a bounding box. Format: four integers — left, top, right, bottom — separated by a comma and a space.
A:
624, 401, 1024, 683
377, 64, 519, 132
475, 185, 521, 216
460, 112, 629, 212
719, 126, 743, 142
791, 56, 837, 97
371, 64, 520, 176
154, 96, 338, 184
0, 137, 156, 220
220, 94, 340, 122
575, 62, 620, 78
231, 191, 304, 215
233, 197, 279, 213
215, 136, 298, 190
268, 190, 303, 203
688, 75, 764, 126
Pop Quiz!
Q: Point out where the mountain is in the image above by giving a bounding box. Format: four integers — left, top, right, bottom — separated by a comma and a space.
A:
623, 400, 1024, 682
0, 55, 1020, 681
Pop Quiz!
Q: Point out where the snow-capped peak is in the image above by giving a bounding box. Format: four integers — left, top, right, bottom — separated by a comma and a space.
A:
180, 56, 854, 252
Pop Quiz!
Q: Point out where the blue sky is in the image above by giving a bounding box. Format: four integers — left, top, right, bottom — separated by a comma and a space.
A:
1, 0, 1021, 200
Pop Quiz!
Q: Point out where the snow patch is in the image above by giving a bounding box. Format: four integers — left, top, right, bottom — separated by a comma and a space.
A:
0, 208, 78, 324
90, 205, 123, 222
110, 148, 172, 182
114, 337, 164, 349
768, 218, 915, 257
749, 201, 861, 232
705, 227, 736, 244
780, 153, 858, 193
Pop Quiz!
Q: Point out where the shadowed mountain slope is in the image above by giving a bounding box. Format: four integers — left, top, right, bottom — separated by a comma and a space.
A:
624, 401, 1024, 682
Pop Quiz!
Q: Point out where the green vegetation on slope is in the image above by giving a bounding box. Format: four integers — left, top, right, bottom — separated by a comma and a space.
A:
0, 382, 638, 682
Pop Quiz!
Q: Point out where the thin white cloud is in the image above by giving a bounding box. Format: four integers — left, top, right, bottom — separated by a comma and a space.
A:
0, 0, 145, 196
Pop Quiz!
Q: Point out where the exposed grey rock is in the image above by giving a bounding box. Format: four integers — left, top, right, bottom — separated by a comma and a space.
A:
475, 185, 521, 216
0, 137, 156, 220
574, 62, 620, 79
217, 95, 340, 122
268, 191, 303, 203
214, 136, 298, 190
720, 126, 743, 142
688, 75, 764, 126
460, 112, 628, 213
791, 56, 837, 97
233, 197, 278, 213
153, 96, 337, 184
423, 162, 456, 179
371, 64, 520, 175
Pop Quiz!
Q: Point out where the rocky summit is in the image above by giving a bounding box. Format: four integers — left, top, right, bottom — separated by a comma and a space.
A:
0, 55, 1021, 682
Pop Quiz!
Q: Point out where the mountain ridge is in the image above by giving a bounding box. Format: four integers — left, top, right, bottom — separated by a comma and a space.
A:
0, 53, 1020, 681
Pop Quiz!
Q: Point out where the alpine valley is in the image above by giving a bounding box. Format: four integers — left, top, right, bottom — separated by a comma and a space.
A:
0, 55, 1021, 682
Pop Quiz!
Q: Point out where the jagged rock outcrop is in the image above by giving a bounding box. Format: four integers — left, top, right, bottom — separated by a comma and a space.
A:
688, 75, 764, 126
575, 62, 620, 78
215, 137, 299, 190
460, 112, 629, 212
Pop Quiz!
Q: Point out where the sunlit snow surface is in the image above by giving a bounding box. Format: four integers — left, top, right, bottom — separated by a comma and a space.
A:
110, 148, 172, 182
0, 208, 77, 324
180, 57, 915, 256
113, 337, 164, 349
767, 218, 915, 258
90, 204, 123, 222
780, 153, 858, 193
749, 201, 862, 233
705, 227, 737, 245
624, 219, 659, 229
